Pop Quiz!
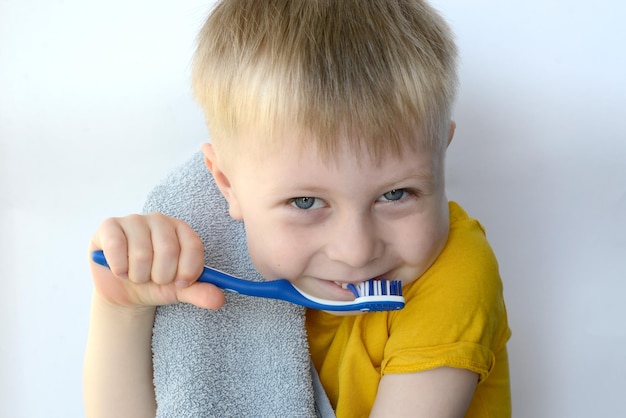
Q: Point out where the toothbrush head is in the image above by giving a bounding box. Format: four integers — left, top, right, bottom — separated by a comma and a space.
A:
345, 278, 405, 312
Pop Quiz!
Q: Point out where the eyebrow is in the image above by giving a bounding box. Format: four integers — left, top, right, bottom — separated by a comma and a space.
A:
270, 170, 437, 197
382, 166, 436, 185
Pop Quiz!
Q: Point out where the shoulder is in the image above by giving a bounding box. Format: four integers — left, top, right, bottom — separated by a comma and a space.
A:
387, 201, 510, 354
447, 201, 495, 261
142, 151, 231, 227
143, 152, 220, 214
418, 201, 502, 296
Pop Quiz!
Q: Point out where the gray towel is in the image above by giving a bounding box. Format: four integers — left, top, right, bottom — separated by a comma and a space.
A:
144, 152, 334, 417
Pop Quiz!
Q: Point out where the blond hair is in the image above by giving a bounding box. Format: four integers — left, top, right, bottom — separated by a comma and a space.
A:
192, 0, 457, 160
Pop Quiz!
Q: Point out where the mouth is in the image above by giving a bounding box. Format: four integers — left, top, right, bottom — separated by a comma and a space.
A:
303, 279, 359, 301
297, 273, 393, 302
330, 275, 388, 299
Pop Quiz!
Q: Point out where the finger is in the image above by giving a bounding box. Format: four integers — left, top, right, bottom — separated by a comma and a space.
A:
173, 221, 205, 287
176, 282, 226, 310
148, 214, 182, 285
90, 217, 129, 279
118, 215, 154, 284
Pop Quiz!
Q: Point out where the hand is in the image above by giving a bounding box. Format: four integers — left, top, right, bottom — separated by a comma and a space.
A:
88, 213, 225, 310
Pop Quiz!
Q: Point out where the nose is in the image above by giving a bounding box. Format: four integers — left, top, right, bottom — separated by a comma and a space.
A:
325, 213, 383, 268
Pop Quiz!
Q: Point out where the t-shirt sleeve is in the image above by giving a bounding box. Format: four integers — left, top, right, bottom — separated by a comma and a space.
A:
381, 204, 511, 381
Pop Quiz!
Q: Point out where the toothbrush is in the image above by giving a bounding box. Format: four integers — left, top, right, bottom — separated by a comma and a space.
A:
91, 250, 404, 312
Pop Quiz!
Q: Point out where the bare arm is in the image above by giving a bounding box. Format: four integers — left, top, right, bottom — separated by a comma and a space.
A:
83, 296, 157, 418
370, 367, 478, 418
83, 214, 225, 417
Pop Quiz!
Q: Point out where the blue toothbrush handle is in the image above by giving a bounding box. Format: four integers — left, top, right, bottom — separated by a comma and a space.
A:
91, 250, 111, 268
196, 269, 388, 311
90, 250, 330, 309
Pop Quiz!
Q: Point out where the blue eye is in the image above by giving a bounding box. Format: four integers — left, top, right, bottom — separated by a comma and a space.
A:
382, 189, 406, 201
291, 197, 317, 210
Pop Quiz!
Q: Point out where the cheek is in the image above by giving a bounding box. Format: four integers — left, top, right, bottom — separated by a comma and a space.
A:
397, 216, 449, 269
243, 221, 309, 280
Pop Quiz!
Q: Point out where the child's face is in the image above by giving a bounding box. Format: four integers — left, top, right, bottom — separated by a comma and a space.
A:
205, 131, 450, 303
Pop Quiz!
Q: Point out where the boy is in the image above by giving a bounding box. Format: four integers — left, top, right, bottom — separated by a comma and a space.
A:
84, 0, 511, 417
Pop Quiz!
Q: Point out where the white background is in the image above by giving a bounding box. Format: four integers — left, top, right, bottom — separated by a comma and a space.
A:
1, 0, 624, 416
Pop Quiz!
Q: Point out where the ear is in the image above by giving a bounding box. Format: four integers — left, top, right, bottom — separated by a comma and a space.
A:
201, 143, 243, 220
447, 120, 456, 147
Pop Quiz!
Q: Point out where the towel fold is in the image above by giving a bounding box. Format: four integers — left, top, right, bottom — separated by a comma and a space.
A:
145, 152, 333, 417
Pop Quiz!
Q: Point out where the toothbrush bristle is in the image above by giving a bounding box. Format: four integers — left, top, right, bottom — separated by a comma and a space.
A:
355, 278, 403, 297
345, 283, 358, 298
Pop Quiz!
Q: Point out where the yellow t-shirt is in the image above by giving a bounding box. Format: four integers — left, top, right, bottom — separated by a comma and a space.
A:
306, 202, 511, 417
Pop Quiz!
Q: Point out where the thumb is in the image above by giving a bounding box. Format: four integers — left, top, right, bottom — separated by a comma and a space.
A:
175, 282, 226, 310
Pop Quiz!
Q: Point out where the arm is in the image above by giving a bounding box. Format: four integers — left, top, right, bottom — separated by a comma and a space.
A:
370, 368, 478, 418
83, 296, 157, 418
83, 213, 225, 417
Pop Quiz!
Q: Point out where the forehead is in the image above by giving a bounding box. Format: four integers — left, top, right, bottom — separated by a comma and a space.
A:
219, 123, 437, 170
221, 127, 443, 187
